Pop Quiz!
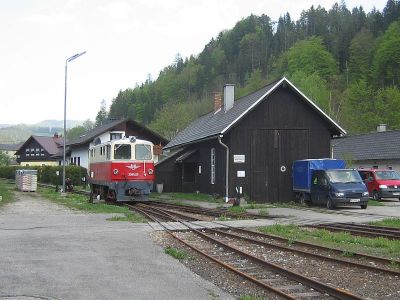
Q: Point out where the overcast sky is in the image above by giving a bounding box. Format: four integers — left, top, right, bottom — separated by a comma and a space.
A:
0, 0, 387, 125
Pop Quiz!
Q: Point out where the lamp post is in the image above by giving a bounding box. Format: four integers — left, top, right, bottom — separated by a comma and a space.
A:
63, 51, 86, 194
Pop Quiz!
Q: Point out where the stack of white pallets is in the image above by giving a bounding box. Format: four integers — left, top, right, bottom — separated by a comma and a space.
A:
15, 170, 38, 192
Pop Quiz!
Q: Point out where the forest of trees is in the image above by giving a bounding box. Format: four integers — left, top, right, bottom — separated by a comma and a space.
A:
95, 0, 400, 139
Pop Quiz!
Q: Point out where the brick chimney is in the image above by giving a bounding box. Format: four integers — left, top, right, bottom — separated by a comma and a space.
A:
213, 92, 222, 112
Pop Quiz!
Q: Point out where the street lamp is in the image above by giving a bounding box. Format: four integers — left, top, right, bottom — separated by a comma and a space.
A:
63, 51, 86, 194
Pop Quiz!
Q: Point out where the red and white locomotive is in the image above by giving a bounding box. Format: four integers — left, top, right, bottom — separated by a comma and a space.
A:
88, 136, 155, 202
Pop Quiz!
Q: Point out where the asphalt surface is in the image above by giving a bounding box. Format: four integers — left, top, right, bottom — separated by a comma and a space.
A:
0, 192, 233, 300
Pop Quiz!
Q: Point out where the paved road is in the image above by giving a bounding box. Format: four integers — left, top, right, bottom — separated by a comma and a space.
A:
0, 192, 233, 300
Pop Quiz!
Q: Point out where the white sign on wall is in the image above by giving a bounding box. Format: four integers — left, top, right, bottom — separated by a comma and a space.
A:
237, 170, 246, 177
234, 155, 245, 163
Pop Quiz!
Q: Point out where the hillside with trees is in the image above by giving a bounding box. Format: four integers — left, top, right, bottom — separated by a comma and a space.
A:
96, 0, 400, 139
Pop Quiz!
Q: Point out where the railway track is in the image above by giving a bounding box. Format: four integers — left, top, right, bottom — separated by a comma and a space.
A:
127, 203, 400, 300
147, 200, 272, 219
138, 203, 400, 275
306, 222, 400, 240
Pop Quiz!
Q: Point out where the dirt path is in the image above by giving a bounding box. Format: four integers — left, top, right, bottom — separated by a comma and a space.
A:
0, 191, 75, 216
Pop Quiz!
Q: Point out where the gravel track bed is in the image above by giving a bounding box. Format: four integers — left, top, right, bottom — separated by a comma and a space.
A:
152, 231, 284, 300
226, 228, 400, 271
153, 228, 400, 300
207, 230, 400, 299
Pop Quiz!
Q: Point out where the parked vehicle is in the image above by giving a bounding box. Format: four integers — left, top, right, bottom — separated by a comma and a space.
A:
358, 169, 400, 201
293, 159, 369, 209
88, 136, 155, 202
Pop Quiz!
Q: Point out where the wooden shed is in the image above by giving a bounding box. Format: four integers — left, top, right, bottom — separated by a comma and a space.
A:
156, 77, 346, 203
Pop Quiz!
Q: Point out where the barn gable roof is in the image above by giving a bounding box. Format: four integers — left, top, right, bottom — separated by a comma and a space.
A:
164, 77, 346, 150
332, 130, 400, 160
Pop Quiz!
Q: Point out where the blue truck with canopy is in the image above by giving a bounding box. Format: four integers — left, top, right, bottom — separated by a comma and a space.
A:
293, 159, 369, 209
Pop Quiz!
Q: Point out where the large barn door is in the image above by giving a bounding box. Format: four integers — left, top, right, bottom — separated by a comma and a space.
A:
277, 129, 309, 202
251, 129, 309, 203
251, 130, 279, 202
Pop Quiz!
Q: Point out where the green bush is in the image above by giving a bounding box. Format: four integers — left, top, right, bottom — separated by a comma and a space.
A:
0, 165, 87, 186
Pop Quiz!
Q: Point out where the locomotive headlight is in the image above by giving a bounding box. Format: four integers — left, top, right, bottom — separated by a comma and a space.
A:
113, 169, 119, 175
147, 168, 153, 175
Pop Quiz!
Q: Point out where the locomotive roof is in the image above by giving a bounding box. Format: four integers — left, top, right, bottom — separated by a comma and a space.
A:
91, 137, 153, 147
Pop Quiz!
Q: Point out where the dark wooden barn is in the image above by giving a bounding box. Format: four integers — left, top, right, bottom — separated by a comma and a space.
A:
156, 78, 346, 203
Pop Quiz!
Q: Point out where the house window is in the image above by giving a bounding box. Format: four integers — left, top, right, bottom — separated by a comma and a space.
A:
110, 133, 122, 141
77, 157, 80, 166
211, 148, 216, 185
40, 149, 45, 156
26, 149, 30, 157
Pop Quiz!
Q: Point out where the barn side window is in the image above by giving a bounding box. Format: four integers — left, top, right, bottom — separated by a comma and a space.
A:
211, 148, 216, 185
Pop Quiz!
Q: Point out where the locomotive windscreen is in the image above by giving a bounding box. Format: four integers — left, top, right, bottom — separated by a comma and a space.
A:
114, 144, 131, 159
135, 144, 152, 160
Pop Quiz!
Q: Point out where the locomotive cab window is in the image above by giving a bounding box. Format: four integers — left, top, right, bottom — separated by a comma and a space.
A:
135, 144, 152, 160
106, 145, 111, 160
114, 144, 131, 159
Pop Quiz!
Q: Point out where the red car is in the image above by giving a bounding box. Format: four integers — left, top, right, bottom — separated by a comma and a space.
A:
358, 169, 400, 201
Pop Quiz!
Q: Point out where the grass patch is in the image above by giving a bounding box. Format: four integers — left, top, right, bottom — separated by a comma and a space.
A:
228, 206, 247, 213
258, 224, 400, 259
259, 208, 268, 216
369, 218, 400, 228
367, 199, 384, 206
217, 215, 231, 221
164, 246, 188, 260
0, 179, 15, 207
151, 192, 223, 203
106, 214, 146, 222
37, 186, 147, 223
